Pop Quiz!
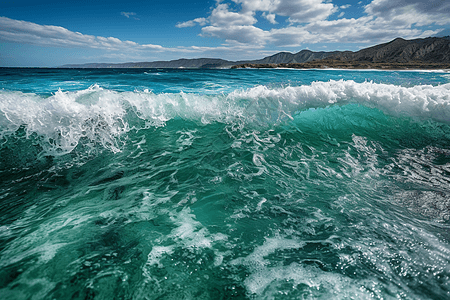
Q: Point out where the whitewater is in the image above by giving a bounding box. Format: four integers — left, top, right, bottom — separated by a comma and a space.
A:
0, 68, 449, 299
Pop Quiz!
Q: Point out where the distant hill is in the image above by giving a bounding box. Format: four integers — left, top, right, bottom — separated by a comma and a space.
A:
329, 37, 450, 63
233, 37, 450, 70
60, 58, 235, 69
60, 51, 339, 69
245, 50, 341, 64
60, 37, 450, 69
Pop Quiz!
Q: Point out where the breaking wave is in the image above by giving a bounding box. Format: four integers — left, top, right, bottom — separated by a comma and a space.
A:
1, 80, 450, 156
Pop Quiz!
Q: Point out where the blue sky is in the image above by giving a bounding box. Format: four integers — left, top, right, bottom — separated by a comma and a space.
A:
1, 0, 449, 67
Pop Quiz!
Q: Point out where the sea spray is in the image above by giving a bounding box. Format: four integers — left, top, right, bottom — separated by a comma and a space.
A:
2, 80, 450, 157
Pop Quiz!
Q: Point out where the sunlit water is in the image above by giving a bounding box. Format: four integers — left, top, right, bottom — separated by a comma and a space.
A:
1, 68, 450, 299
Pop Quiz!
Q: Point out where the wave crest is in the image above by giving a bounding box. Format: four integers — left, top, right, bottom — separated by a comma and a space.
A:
1, 80, 450, 155
230, 80, 450, 123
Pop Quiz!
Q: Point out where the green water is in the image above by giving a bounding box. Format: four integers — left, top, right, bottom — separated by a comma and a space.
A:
1, 68, 450, 299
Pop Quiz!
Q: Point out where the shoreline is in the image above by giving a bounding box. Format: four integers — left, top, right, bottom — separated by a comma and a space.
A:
231, 60, 450, 71
233, 67, 450, 73
1, 66, 449, 72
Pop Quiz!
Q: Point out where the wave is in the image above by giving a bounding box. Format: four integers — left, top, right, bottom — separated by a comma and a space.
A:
1, 80, 450, 155
230, 80, 450, 123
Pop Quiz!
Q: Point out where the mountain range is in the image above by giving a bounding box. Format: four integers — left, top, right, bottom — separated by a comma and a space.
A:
60, 36, 450, 69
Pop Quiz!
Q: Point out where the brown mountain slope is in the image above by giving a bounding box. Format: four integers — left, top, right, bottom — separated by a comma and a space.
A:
232, 37, 450, 70
61, 37, 450, 69
330, 37, 450, 63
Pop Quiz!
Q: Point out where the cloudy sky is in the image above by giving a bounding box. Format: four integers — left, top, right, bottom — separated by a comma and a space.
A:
1, 0, 449, 66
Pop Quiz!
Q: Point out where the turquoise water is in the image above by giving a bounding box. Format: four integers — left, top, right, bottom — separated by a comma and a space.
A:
1, 68, 450, 299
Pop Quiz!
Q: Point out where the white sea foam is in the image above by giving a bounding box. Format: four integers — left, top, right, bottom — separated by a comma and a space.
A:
169, 207, 227, 250
241, 263, 378, 298
230, 236, 379, 298
229, 80, 450, 124
146, 246, 174, 268
0, 85, 128, 155
1, 80, 450, 155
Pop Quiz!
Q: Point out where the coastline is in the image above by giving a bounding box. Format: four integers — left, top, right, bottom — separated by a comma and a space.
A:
232, 67, 450, 73
231, 60, 450, 71
2, 66, 449, 73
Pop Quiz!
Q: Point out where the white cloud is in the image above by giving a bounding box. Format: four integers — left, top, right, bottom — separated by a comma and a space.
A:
0, 16, 276, 61
121, 12, 139, 20
1, 0, 449, 63
262, 12, 277, 24
202, 25, 269, 44
273, 0, 337, 23
0, 17, 97, 48
196, 0, 338, 46
365, 0, 450, 26
121, 12, 135, 18
176, 18, 208, 28
267, 26, 316, 47
178, 0, 448, 49
0, 17, 177, 52
302, 16, 437, 44
179, 0, 336, 31
233, 0, 337, 23
269, 15, 440, 47
209, 3, 257, 26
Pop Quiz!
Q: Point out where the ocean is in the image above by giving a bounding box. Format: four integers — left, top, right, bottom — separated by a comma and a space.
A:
0, 67, 450, 299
